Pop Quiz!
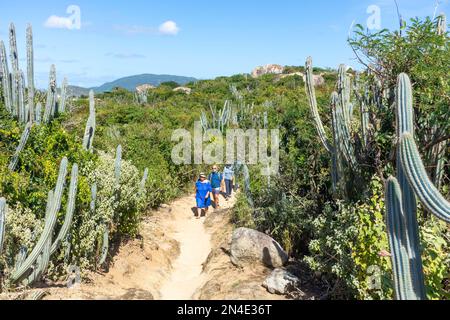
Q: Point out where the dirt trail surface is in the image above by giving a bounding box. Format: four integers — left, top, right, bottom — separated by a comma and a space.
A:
159, 196, 234, 300
3, 193, 306, 300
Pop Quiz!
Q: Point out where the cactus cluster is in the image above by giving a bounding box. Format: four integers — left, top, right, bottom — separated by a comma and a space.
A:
0, 23, 69, 124
200, 100, 233, 133
9, 157, 79, 285
305, 57, 370, 194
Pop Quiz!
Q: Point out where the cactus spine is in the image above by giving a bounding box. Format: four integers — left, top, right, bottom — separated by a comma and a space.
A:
0, 198, 6, 255
43, 65, 57, 123
11, 157, 68, 284
82, 90, 96, 152
9, 122, 32, 171
0, 41, 12, 114
26, 24, 35, 122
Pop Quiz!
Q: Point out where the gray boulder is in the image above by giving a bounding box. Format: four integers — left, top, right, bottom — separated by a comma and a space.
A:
262, 268, 300, 295
230, 228, 288, 268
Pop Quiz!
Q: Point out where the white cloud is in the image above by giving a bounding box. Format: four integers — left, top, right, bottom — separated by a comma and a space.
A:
158, 20, 180, 35
44, 15, 73, 29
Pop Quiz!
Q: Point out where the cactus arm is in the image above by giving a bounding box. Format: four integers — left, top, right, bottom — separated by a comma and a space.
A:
50, 164, 78, 255
0, 198, 6, 254
385, 177, 421, 300
305, 57, 334, 153
11, 157, 68, 283
98, 224, 109, 266
26, 24, 35, 122
9, 122, 32, 171
399, 133, 450, 222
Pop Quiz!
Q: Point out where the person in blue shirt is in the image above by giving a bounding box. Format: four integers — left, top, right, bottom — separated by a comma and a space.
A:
209, 165, 224, 209
195, 173, 212, 218
223, 164, 235, 200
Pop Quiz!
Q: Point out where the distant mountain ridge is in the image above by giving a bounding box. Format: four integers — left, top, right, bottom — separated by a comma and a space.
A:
68, 74, 197, 96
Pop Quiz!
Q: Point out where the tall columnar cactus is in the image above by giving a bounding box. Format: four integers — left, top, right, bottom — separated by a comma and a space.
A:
139, 168, 149, 195
59, 77, 68, 113
9, 23, 19, 117
115, 145, 122, 186
433, 13, 447, 189
437, 12, 447, 35
386, 73, 450, 300
17, 70, 25, 123
11, 157, 68, 284
82, 90, 96, 152
26, 24, 35, 122
305, 57, 333, 154
0, 198, 6, 255
43, 64, 57, 123
393, 73, 425, 298
50, 164, 79, 255
9, 122, 32, 171
90, 184, 97, 213
35, 102, 42, 125
9, 23, 19, 73
0, 41, 12, 114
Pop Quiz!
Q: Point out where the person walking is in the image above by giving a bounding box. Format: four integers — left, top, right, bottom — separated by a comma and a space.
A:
223, 164, 235, 201
209, 165, 223, 209
195, 173, 212, 218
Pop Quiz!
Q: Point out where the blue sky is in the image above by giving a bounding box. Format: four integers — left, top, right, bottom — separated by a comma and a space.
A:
0, 0, 448, 88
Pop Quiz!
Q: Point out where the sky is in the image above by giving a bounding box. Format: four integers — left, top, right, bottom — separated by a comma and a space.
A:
0, 0, 448, 88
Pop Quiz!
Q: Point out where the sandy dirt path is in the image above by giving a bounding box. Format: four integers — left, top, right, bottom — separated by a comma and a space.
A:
159, 195, 235, 300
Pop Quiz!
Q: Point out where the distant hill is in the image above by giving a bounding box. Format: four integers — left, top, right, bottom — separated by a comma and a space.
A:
67, 74, 197, 96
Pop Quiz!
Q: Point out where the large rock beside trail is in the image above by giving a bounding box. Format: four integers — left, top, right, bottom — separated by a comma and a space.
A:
230, 228, 288, 268
262, 268, 300, 295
